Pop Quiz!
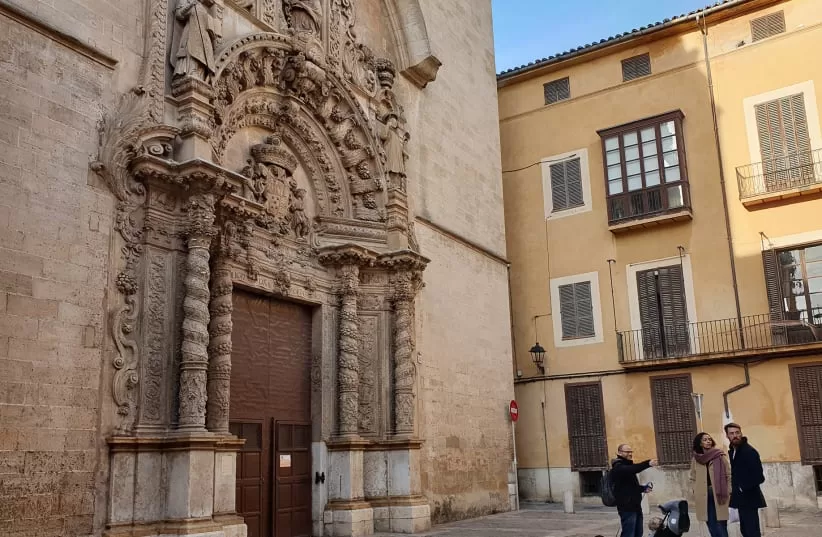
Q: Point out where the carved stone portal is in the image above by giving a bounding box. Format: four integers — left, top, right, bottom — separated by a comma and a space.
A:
92, 0, 432, 535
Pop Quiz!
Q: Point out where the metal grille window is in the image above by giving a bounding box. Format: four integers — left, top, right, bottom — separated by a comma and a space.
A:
650, 374, 697, 465
622, 53, 651, 82
550, 157, 584, 212
790, 364, 822, 464
565, 382, 608, 470
559, 281, 595, 340
814, 466, 822, 495
751, 11, 786, 42
598, 111, 689, 224
580, 471, 603, 497
544, 77, 571, 105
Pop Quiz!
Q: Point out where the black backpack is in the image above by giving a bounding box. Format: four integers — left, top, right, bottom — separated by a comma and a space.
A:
600, 469, 617, 507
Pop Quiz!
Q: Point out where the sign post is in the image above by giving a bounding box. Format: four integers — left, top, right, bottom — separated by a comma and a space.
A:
509, 400, 520, 511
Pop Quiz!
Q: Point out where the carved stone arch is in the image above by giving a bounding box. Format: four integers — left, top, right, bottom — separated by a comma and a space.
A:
212, 35, 390, 223
381, 0, 441, 88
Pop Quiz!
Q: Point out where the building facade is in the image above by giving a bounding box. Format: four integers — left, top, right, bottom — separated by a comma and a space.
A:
0, 1, 515, 536
499, 0, 822, 511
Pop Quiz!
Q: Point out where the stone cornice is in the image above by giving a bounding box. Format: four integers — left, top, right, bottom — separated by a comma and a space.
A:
318, 243, 379, 268
377, 250, 430, 272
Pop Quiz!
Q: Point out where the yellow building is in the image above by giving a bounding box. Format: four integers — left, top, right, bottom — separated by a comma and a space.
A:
499, 0, 822, 510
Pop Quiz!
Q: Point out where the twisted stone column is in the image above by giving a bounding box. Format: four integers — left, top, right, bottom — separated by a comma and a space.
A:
178, 193, 216, 432
206, 261, 233, 434
392, 271, 416, 437
337, 264, 360, 438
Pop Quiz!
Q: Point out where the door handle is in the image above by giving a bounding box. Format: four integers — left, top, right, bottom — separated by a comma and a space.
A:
315, 471, 325, 484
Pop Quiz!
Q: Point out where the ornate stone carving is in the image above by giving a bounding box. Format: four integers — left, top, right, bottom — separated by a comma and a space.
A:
375, 59, 409, 193
211, 38, 386, 222
92, 90, 150, 432
391, 270, 416, 436
289, 183, 309, 240
139, 0, 169, 122
170, 0, 223, 82
178, 193, 217, 431
358, 315, 378, 434
408, 221, 420, 253
328, 0, 377, 96
141, 255, 168, 424
206, 263, 233, 433
337, 263, 360, 437
282, 0, 321, 37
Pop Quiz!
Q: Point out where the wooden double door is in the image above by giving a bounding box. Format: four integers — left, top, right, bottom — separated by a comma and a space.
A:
229, 290, 313, 537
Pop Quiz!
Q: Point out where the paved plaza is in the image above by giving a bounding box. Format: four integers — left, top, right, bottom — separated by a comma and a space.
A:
379, 502, 822, 537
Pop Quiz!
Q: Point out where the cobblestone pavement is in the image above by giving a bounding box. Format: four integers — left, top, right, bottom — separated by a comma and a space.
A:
378, 502, 822, 537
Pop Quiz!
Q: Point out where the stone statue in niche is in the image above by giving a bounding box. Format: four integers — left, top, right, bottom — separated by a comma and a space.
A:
283, 0, 322, 37
170, 0, 222, 81
375, 59, 409, 192
289, 184, 310, 240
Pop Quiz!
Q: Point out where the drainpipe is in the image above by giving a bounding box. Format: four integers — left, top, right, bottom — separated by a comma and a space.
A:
697, 12, 745, 349
722, 361, 751, 419
540, 395, 553, 502
507, 263, 518, 380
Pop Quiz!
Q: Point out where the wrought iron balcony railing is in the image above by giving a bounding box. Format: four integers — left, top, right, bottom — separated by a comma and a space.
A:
736, 149, 822, 199
617, 309, 822, 363
607, 182, 691, 225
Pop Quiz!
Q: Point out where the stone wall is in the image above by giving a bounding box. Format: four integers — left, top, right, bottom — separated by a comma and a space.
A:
0, 2, 142, 536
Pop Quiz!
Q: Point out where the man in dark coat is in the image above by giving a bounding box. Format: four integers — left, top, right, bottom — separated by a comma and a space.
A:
725, 423, 766, 537
611, 443, 659, 537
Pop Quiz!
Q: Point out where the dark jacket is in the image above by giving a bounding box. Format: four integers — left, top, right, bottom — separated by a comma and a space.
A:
611, 456, 651, 513
728, 437, 766, 510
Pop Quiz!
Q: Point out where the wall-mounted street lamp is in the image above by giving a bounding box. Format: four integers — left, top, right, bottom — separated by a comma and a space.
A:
529, 342, 546, 373
530, 314, 551, 374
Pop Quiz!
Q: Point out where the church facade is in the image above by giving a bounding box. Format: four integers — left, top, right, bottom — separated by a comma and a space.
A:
0, 1, 514, 536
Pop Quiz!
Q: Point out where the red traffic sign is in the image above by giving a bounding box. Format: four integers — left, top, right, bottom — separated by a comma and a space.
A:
509, 400, 519, 422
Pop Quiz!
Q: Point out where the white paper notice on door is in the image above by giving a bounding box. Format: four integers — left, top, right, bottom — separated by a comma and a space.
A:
279, 454, 292, 468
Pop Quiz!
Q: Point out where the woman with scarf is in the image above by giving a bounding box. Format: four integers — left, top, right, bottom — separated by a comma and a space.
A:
690, 432, 732, 537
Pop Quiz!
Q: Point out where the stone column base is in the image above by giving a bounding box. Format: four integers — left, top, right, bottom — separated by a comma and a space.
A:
324, 501, 374, 536
372, 497, 431, 534
104, 517, 241, 537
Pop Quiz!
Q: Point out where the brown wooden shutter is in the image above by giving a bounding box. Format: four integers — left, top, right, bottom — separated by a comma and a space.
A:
657, 265, 690, 356
559, 281, 595, 339
565, 382, 608, 470
550, 162, 568, 212
790, 364, 822, 464
751, 11, 786, 42
650, 374, 697, 465
574, 281, 595, 338
637, 269, 662, 358
550, 158, 584, 212
566, 158, 584, 207
755, 94, 812, 186
762, 249, 785, 321
544, 77, 571, 105
622, 53, 651, 82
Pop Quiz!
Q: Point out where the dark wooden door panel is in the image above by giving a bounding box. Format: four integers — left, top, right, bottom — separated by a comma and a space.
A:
230, 290, 313, 537
275, 421, 312, 537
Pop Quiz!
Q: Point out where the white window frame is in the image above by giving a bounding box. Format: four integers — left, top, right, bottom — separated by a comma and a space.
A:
541, 148, 592, 220
626, 255, 699, 359
762, 229, 822, 251
743, 80, 822, 165
550, 271, 604, 347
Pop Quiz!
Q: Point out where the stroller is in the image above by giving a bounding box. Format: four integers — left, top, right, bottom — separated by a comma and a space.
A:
648, 499, 690, 537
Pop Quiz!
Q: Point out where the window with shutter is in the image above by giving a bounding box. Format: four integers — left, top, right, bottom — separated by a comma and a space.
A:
751, 11, 786, 42
559, 281, 595, 340
622, 53, 651, 82
544, 77, 571, 105
755, 93, 813, 191
550, 157, 584, 212
565, 382, 608, 470
636, 265, 690, 359
650, 374, 697, 465
790, 363, 822, 464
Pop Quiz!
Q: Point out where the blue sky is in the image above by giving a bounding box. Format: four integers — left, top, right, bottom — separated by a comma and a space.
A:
492, 0, 715, 73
